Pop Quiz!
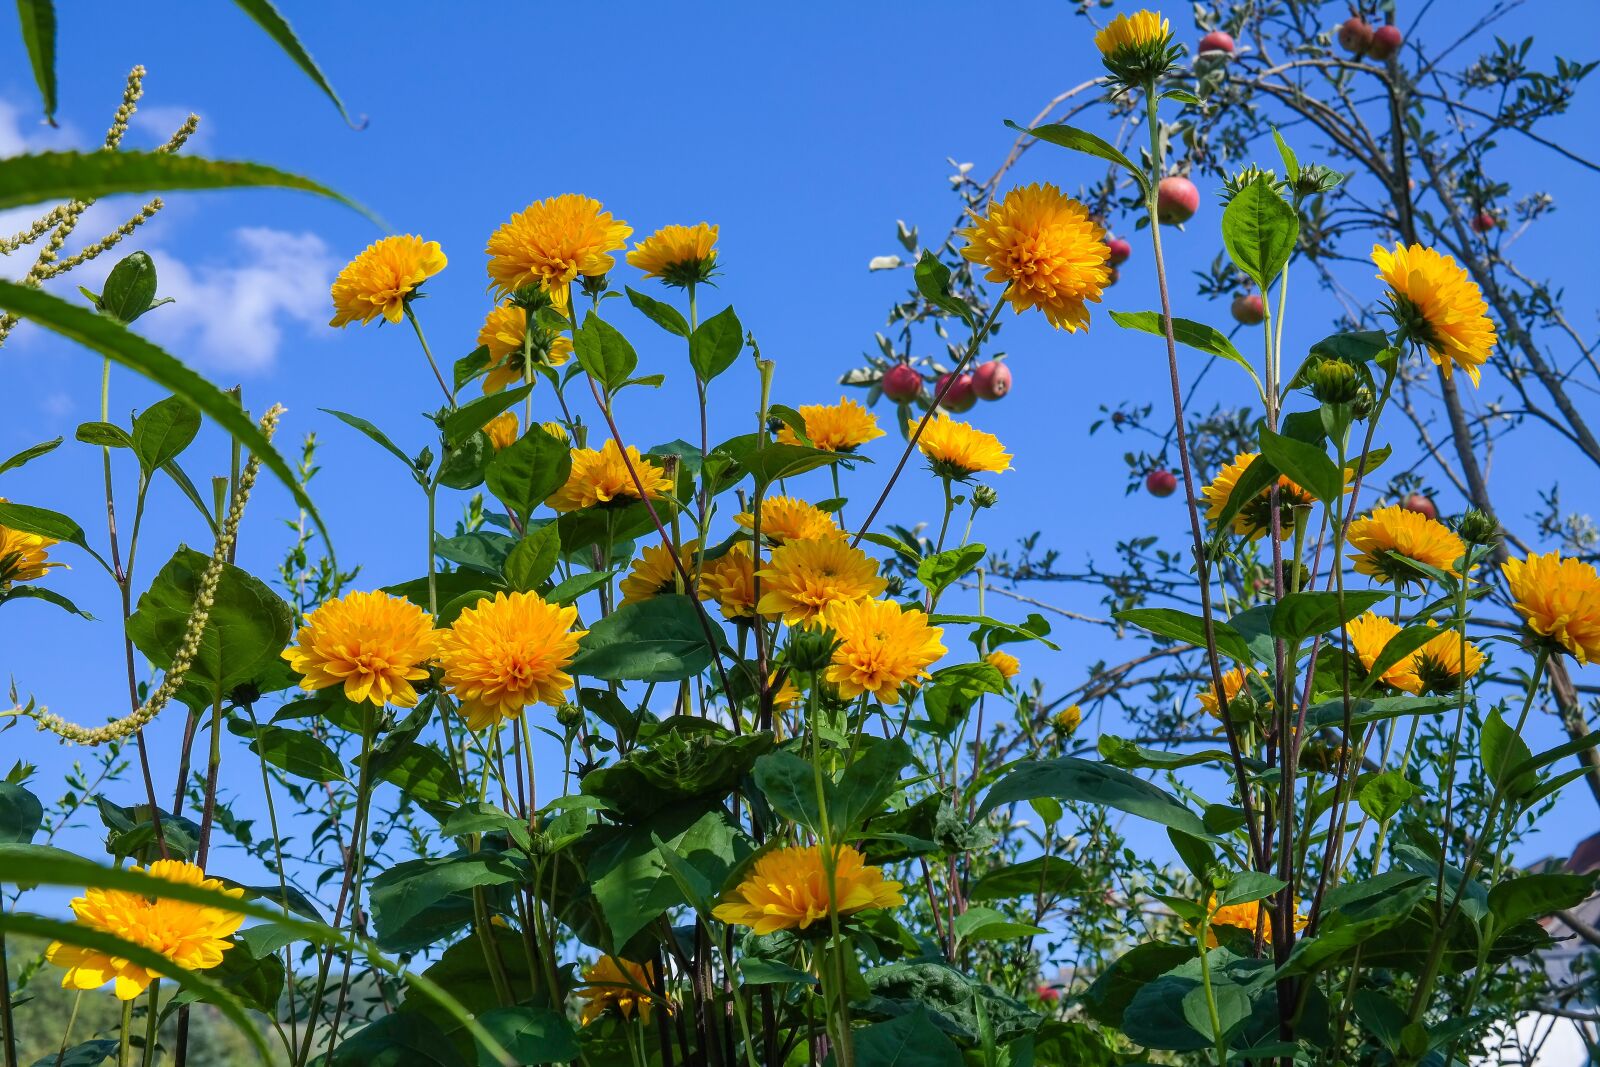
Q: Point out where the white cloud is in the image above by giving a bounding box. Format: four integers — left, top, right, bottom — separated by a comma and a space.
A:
137, 227, 336, 373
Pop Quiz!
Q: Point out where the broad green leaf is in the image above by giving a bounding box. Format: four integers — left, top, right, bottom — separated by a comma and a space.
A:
953, 905, 1047, 944
15, 0, 56, 123
232, 721, 345, 783
849, 1007, 964, 1067
0, 435, 61, 474
0, 782, 43, 844
588, 806, 750, 947
453, 345, 490, 391
131, 394, 201, 473
0, 499, 109, 573
739, 958, 816, 986
2, 584, 92, 618
0, 282, 333, 558
574, 311, 638, 393
470, 1007, 580, 1067
978, 757, 1208, 837
329, 1012, 466, 1067
1221, 176, 1298, 290
625, 286, 689, 336
1216, 871, 1286, 908
967, 855, 1083, 902
503, 524, 560, 591
917, 543, 985, 600
1006, 119, 1149, 193
439, 384, 534, 448
1482, 710, 1534, 798
913, 251, 974, 328
833, 737, 913, 834
486, 424, 570, 527
1099, 735, 1237, 772
75, 421, 134, 450
1487, 872, 1595, 931
928, 611, 1058, 650
368, 741, 464, 815
689, 304, 743, 381
1357, 770, 1418, 823
226, 0, 359, 126
1113, 607, 1253, 663
0, 150, 362, 214
1270, 589, 1391, 643
752, 750, 824, 832
569, 595, 715, 683
1108, 309, 1263, 396
1272, 127, 1299, 182
1257, 427, 1342, 504
369, 853, 527, 943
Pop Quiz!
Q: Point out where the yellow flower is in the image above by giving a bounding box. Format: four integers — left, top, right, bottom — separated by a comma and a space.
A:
711, 844, 904, 934
547, 440, 673, 512
824, 597, 946, 704
627, 222, 718, 287
734, 496, 841, 544
576, 956, 664, 1027
484, 411, 519, 450
757, 538, 887, 628
777, 397, 885, 453
281, 590, 440, 707
1347, 611, 1423, 695
438, 591, 587, 730
540, 421, 570, 443
959, 182, 1110, 331
1197, 666, 1267, 719
620, 539, 696, 606
1502, 552, 1600, 664
478, 305, 574, 393
1094, 9, 1171, 58
1412, 624, 1486, 694
1372, 243, 1496, 385
769, 669, 802, 711
1200, 452, 1316, 541
1347, 504, 1464, 585
986, 649, 1020, 681
1053, 704, 1083, 735
918, 415, 1012, 479
0, 501, 64, 588
702, 542, 758, 621
1196, 894, 1308, 948
329, 235, 446, 328
46, 860, 244, 1001
486, 194, 631, 307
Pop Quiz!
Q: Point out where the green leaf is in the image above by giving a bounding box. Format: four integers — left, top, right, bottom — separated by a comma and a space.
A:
953, 905, 1047, 944
2, 584, 92, 618
15, 0, 56, 123
833, 737, 913, 835
967, 855, 1083, 902
330, 1012, 467, 1067
226, 0, 360, 127
714, 434, 853, 488
75, 421, 134, 450
1216, 871, 1286, 908
574, 311, 638, 393
1482, 710, 1534, 798
1107, 310, 1264, 396
471, 1006, 580, 1067
369, 853, 528, 944
98, 251, 159, 323
625, 286, 689, 336
0, 783, 43, 844
0, 435, 61, 474
437, 431, 490, 491
588, 807, 750, 947
0, 499, 109, 574
928, 612, 1058, 650
848, 1007, 964, 1067
1113, 607, 1253, 663
1099, 735, 1237, 773
1356, 624, 1439, 697
369, 742, 464, 816
323, 407, 417, 471
503, 525, 560, 592
131, 394, 201, 473
569, 595, 714, 683
439, 384, 534, 448
1488, 872, 1596, 931
1257, 427, 1341, 504
233, 722, 345, 783
0, 282, 334, 560
1221, 176, 1299, 290
547, 569, 613, 605
1358, 770, 1418, 823
689, 304, 744, 381
453, 345, 490, 391
913, 251, 974, 327
917, 543, 985, 600
1006, 119, 1149, 193
753, 750, 825, 832
486, 424, 570, 527
739, 958, 816, 986
1270, 589, 1391, 643
978, 757, 1207, 838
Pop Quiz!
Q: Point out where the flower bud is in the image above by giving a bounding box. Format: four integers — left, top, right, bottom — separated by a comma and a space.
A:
1052, 704, 1083, 736
788, 628, 839, 674
1351, 386, 1376, 420
1309, 358, 1362, 404
556, 702, 584, 729
579, 273, 610, 299
972, 484, 999, 510
1455, 508, 1500, 547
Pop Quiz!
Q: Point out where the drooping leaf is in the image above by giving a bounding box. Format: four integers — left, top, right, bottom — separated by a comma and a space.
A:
1108, 310, 1263, 395
1114, 607, 1253, 663
0, 150, 362, 213
625, 286, 689, 336
15, 0, 57, 124
0, 435, 61, 474
1006, 119, 1148, 193
978, 757, 1208, 837
226, 0, 360, 126
913, 251, 975, 328
0, 783, 43, 844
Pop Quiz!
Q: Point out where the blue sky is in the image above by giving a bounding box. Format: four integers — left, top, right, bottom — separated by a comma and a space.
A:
4, 0, 1599, 895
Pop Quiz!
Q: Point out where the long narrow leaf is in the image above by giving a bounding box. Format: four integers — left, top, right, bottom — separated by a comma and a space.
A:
15, 0, 57, 123
227, 0, 360, 127
0, 282, 332, 562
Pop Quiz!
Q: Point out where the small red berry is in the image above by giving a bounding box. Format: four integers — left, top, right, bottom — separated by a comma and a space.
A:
1157, 176, 1200, 225
971, 360, 1012, 401
1107, 237, 1132, 265
936, 372, 977, 413
881, 363, 922, 403
1036, 984, 1061, 1003
1368, 24, 1402, 60
1146, 469, 1178, 497
1199, 30, 1236, 56
1402, 493, 1438, 521
1231, 293, 1266, 325
1471, 211, 1496, 234
1338, 17, 1373, 55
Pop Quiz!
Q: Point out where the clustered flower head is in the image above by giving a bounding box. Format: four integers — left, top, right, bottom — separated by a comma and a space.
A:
701, 542, 758, 621
1346, 504, 1464, 586
918, 415, 1012, 480
0, 500, 64, 589
1094, 9, 1182, 85
620, 539, 696, 605
477, 303, 573, 393
1198, 665, 1268, 720
329, 235, 446, 327
547, 440, 674, 512
712, 843, 904, 934
281, 590, 440, 708
1197, 894, 1308, 948
483, 411, 520, 450
735, 496, 841, 544
777, 398, 885, 453
576, 956, 665, 1027
1348, 612, 1484, 695
1372, 243, 1497, 385
46, 860, 245, 1000
756, 538, 887, 628
1201, 452, 1318, 541
1502, 552, 1600, 664
437, 591, 587, 730
822, 596, 947, 704
627, 222, 719, 287
486, 194, 631, 309
959, 183, 1110, 331
1053, 704, 1083, 736
986, 648, 1020, 681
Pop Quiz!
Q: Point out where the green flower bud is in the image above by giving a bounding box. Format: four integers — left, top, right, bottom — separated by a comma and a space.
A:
1455, 508, 1500, 547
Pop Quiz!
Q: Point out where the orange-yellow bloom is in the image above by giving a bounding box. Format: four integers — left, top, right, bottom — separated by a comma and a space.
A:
438, 591, 587, 730
1197, 894, 1308, 948
756, 538, 886, 628
1347, 611, 1423, 695
486, 194, 631, 307
547, 440, 673, 512
1201, 452, 1316, 541
1198, 665, 1268, 719
1373, 243, 1496, 385
712, 844, 904, 934
918, 415, 1012, 478
735, 496, 841, 544
959, 183, 1110, 331
620, 539, 696, 606
484, 411, 519, 450
281, 591, 439, 707
329, 235, 446, 327
576, 956, 665, 1027
0, 500, 64, 588
1502, 552, 1600, 664
702, 542, 758, 621
777, 398, 884, 453
1347, 504, 1464, 584
823, 597, 946, 704
627, 223, 718, 287
477, 305, 574, 393
986, 649, 1021, 681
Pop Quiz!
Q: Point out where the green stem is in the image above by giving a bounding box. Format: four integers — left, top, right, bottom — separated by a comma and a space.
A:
405, 302, 454, 406
139, 981, 160, 1067
1195, 916, 1229, 1065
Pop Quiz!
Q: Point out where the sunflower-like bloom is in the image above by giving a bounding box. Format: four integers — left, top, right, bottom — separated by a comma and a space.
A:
778, 397, 885, 453
1502, 552, 1600, 664
1372, 243, 1496, 385
1197, 894, 1308, 948
959, 183, 1110, 331
1347, 504, 1464, 585
1412, 624, 1486, 694
484, 411, 519, 451
540, 421, 571, 443
735, 496, 841, 544
627, 223, 718, 287
1200, 452, 1316, 541
0, 502, 64, 588
281, 590, 440, 707
918, 415, 1012, 479
823, 597, 946, 703
547, 440, 673, 512
711, 844, 904, 934
986, 649, 1021, 681
757, 539, 887, 628
702, 542, 758, 621
1053, 704, 1083, 736
486, 195, 631, 308
619, 539, 696, 606
1347, 611, 1423, 695
575, 956, 664, 1027
477, 305, 575, 393
45, 860, 244, 1000
1094, 10, 1177, 81
438, 591, 587, 730
1197, 665, 1268, 719
329, 235, 446, 328
769, 669, 802, 711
